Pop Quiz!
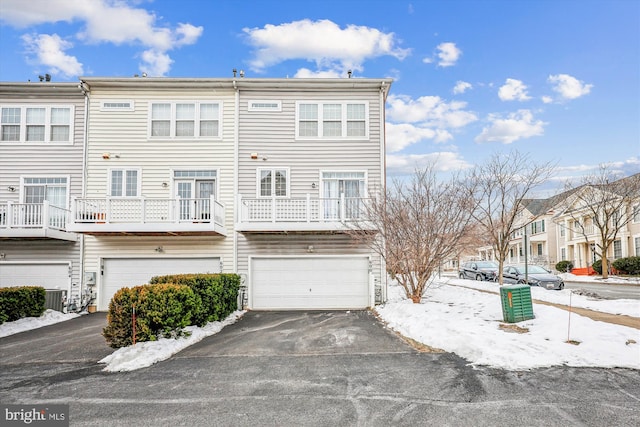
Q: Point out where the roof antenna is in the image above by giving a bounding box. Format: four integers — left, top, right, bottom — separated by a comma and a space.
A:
348, 70, 352, 78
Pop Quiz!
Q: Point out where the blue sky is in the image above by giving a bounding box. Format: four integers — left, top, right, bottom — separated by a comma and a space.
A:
1, 0, 638, 190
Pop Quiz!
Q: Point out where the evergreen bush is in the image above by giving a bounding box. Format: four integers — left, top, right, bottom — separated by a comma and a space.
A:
612, 256, 640, 275
149, 273, 240, 326
555, 260, 573, 273
102, 283, 202, 348
0, 286, 46, 324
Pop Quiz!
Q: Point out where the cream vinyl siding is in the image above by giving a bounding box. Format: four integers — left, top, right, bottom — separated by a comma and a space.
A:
0, 85, 85, 299
81, 86, 236, 274
236, 88, 385, 289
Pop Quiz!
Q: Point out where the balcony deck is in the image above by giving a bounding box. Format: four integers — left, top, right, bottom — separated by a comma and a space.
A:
0, 202, 78, 241
236, 194, 376, 233
67, 197, 227, 236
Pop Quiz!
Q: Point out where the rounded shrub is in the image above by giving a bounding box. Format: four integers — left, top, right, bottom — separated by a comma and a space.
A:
612, 256, 640, 275
592, 259, 603, 274
0, 286, 46, 324
555, 260, 573, 273
102, 283, 202, 349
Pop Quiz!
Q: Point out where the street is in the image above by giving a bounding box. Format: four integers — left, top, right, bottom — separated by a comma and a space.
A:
565, 281, 640, 300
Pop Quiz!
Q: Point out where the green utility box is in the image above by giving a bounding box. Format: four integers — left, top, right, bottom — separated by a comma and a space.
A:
500, 284, 534, 323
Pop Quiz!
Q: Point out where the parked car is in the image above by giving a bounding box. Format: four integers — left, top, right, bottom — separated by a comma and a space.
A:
458, 261, 499, 281
501, 264, 564, 290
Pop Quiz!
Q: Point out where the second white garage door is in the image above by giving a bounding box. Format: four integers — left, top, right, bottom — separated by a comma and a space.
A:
0, 261, 70, 289
250, 256, 370, 310
99, 257, 221, 311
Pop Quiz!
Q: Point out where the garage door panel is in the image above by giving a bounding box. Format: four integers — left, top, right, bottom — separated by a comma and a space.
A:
0, 263, 69, 289
100, 257, 220, 311
251, 256, 370, 310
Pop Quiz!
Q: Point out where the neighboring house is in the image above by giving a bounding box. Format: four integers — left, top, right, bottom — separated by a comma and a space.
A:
234, 78, 392, 309
506, 198, 559, 269
0, 82, 84, 302
66, 78, 236, 311
552, 174, 640, 270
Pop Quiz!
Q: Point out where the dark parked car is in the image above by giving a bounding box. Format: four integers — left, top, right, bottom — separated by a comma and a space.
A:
458, 260, 499, 281
501, 264, 564, 290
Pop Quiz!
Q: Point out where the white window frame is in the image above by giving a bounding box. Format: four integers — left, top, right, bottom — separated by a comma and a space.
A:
20, 175, 70, 208
256, 168, 290, 198
634, 235, 640, 256
633, 204, 640, 223
319, 170, 368, 198
108, 168, 141, 198
148, 101, 222, 139
613, 239, 622, 259
295, 101, 369, 140
0, 104, 74, 144
248, 100, 282, 112
100, 100, 134, 111
172, 169, 219, 199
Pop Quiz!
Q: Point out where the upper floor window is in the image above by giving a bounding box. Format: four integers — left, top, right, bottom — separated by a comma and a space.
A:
149, 102, 220, 138
109, 169, 140, 197
296, 101, 368, 139
258, 168, 289, 197
1, 105, 73, 143
633, 205, 640, 223
530, 219, 545, 234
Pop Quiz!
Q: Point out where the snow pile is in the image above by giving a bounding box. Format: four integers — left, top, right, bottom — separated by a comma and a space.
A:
376, 281, 640, 370
0, 309, 80, 338
99, 311, 245, 372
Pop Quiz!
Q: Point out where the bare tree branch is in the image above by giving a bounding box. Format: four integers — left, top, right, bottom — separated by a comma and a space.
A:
348, 164, 476, 303
464, 150, 557, 285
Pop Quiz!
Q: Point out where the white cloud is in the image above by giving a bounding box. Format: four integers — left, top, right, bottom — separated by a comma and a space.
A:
541, 96, 553, 104
22, 33, 83, 78
2, 0, 203, 77
498, 78, 531, 101
386, 94, 478, 128
387, 152, 472, 175
242, 19, 410, 74
436, 42, 461, 67
294, 68, 342, 78
453, 81, 472, 94
140, 49, 173, 77
386, 122, 452, 153
548, 74, 593, 101
475, 109, 546, 144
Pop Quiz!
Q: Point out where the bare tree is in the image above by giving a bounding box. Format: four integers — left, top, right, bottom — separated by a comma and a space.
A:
349, 165, 477, 303
557, 166, 640, 279
465, 151, 556, 285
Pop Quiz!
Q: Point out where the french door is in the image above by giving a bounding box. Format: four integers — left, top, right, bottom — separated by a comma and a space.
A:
176, 180, 216, 221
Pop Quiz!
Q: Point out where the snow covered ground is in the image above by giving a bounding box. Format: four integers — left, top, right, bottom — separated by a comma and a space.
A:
1, 277, 638, 372
0, 309, 79, 338
377, 278, 639, 370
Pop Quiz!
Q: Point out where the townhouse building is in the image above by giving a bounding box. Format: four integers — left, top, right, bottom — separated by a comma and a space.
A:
54, 76, 391, 311
234, 79, 391, 309
0, 82, 85, 303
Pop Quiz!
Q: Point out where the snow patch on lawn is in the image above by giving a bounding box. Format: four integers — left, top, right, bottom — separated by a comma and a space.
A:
376, 280, 640, 371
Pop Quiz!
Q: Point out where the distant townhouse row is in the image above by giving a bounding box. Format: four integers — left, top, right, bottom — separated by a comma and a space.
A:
0, 77, 392, 311
478, 176, 640, 271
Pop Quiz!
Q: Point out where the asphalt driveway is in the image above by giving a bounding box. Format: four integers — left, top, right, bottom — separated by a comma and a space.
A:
1, 311, 639, 426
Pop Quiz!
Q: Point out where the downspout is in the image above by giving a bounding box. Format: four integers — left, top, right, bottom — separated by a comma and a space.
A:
379, 81, 388, 303
78, 81, 90, 303
233, 79, 239, 274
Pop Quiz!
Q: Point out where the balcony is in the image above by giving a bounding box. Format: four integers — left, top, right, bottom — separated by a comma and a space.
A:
236, 194, 376, 232
67, 196, 226, 236
0, 201, 78, 241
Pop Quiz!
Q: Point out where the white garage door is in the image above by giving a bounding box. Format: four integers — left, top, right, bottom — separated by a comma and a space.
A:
251, 256, 370, 310
100, 257, 221, 311
0, 262, 70, 289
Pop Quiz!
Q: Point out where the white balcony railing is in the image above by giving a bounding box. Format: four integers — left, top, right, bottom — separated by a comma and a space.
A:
237, 194, 373, 231
69, 196, 226, 235
0, 201, 69, 230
